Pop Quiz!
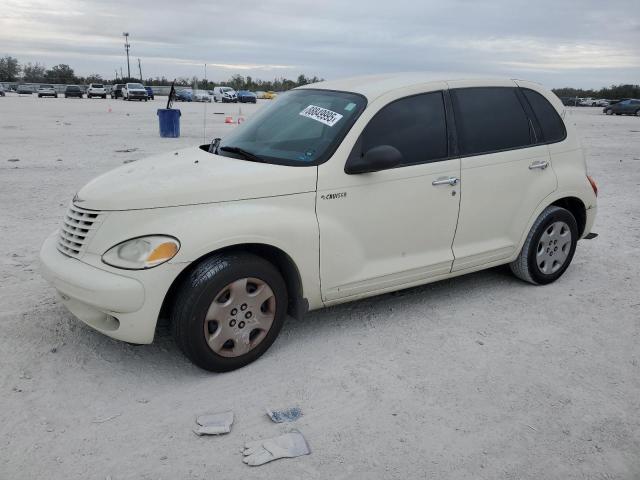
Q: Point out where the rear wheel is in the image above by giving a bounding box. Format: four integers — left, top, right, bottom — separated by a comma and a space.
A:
510, 206, 578, 285
635, 110, 640, 116
172, 253, 288, 372
605, 108, 612, 115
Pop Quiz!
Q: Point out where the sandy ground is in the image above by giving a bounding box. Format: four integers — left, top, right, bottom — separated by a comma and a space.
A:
0, 94, 639, 480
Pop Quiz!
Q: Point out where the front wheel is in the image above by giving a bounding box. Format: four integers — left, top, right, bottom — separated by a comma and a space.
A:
172, 253, 288, 372
510, 206, 578, 285
605, 109, 612, 115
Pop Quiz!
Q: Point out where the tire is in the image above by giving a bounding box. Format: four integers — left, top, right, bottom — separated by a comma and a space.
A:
171, 253, 288, 372
510, 206, 578, 285
605, 109, 612, 115
635, 110, 640, 117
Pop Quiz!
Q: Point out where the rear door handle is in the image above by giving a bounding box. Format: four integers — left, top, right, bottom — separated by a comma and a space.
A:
432, 176, 459, 186
529, 160, 549, 170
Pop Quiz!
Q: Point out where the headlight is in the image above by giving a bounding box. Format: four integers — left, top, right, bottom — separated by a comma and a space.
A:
102, 235, 180, 270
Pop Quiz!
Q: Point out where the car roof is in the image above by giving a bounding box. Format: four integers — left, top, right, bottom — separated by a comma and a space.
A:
298, 73, 543, 101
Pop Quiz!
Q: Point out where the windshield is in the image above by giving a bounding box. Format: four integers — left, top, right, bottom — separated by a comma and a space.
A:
40, 85, 54, 89
221, 87, 233, 92
128, 83, 144, 89
218, 89, 366, 166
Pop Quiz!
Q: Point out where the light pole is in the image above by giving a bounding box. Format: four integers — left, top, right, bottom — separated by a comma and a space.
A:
123, 32, 131, 79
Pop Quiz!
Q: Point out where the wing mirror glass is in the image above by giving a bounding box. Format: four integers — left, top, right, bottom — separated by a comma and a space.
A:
345, 145, 403, 174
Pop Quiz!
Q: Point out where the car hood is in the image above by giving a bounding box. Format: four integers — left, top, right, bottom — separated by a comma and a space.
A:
75, 147, 318, 211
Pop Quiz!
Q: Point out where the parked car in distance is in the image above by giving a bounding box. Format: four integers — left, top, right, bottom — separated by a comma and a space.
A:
40, 75, 598, 372
212, 86, 238, 103
262, 91, 277, 100
87, 83, 107, 99
193, 91, 212, 102
123, 83, 148, 101
603, 99, 640, 116
593, 99, 610, 107
64, 85, 83, 98
175, 89, 193, 102
16, 84, 34, 94
145, 86, 154, 100
37, 84, 58, 98
0, 84, 5, 96
111, 84, 124, 99
606, 98, 628, 106
237, 90, 257, 103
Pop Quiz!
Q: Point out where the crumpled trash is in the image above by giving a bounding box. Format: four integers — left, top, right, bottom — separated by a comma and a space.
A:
193, 410, 234, 436
242, 431, 310, 466
265, 406, 302, 423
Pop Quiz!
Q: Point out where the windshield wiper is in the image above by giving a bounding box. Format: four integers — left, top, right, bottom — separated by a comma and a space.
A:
208, 137, 221, 154
219, 145, 267, 163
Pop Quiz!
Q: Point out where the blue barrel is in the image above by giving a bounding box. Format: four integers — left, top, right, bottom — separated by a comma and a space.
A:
157, 109, 181, 138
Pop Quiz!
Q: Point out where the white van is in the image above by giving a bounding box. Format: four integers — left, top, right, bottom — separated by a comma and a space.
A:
212, 86, 238, 103
40, 75, 597, 371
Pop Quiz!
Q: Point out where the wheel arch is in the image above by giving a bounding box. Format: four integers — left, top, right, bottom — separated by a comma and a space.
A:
158, 243, 307, 329
550, 196, 586, 237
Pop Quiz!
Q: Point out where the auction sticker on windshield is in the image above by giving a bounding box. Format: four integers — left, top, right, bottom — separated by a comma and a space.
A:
299, 105, 343, 127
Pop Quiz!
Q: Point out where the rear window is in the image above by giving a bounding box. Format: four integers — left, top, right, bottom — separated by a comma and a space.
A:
92, 84, 104, 88
359, 92, 448, 165
521, 89, 566, 143
66, 86, 80, 91
451, 87, 532, 156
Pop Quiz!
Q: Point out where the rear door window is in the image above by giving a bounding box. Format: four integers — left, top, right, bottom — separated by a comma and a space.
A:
451, 87, 532, 156
359, 91, 448, 165
521, 89, 566, 143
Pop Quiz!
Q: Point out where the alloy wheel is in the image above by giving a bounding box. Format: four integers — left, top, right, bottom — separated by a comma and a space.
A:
203, 277, 276, 357
536, 221, 572, 275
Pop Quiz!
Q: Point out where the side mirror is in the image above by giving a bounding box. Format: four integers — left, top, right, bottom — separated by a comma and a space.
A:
345, 145, 403, 174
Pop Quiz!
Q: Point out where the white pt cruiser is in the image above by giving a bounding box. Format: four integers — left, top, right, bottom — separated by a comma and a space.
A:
40, 75, 598, 371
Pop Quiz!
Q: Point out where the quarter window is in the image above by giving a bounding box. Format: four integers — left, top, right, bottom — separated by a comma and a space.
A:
359, 92, 448, 165
451, 87, 532, 155
522, 88, 566, 143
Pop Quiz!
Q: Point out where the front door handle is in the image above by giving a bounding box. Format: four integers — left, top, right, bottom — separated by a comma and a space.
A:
432, 176, 459, 186
529, 160, 550, 170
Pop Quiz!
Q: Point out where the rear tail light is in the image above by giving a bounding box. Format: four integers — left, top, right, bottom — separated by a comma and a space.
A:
587, 175, 598, 197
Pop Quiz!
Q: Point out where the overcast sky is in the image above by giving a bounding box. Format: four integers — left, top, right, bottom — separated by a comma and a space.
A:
2, 0, 639, 88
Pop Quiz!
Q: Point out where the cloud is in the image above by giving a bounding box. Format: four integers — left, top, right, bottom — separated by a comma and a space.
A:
1, 0, 639, 88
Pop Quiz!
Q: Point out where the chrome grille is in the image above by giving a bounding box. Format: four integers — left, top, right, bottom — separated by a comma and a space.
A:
57, 204, 103, 258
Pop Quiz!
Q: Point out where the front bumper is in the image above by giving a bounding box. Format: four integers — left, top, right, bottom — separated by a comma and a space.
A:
39, 232, 181, 344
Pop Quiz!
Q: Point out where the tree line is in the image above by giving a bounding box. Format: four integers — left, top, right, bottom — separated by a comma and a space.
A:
0, 55, 322, 91
552, 85, 639, 100
4, 55, 637, 97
